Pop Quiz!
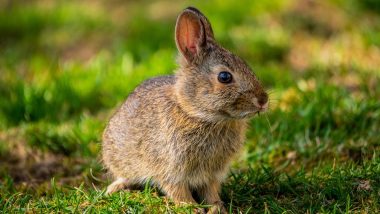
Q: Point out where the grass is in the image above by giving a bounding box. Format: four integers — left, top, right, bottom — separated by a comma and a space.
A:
0, 0, 379, 213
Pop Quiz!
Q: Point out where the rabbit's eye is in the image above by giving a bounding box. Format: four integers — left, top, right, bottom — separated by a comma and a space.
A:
218, 71, 233, 84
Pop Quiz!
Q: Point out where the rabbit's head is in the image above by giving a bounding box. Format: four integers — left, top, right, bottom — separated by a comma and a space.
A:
174, 7, 268, 121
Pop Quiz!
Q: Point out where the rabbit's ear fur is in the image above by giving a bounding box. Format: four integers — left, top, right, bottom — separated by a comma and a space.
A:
175, 7, 214, 62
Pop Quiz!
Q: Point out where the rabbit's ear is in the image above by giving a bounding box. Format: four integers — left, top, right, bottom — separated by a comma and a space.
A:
175, 7, 214, 62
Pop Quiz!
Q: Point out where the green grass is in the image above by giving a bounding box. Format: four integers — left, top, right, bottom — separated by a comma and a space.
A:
0, 0, 379, 213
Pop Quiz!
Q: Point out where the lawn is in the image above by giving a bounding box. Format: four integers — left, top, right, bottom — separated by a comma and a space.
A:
0, 0, 379, 213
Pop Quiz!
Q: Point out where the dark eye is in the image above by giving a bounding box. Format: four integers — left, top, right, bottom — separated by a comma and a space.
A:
218, 71, 233, 84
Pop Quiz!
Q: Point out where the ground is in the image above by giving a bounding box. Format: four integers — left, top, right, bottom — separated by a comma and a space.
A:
0, 0, 379, 213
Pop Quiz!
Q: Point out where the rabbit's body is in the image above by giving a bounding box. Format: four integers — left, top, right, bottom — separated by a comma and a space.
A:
102, 7, 268, 213
103, 75, 246, 187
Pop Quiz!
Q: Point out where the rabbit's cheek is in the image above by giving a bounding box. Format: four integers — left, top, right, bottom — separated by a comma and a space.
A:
230, 96, 251, 110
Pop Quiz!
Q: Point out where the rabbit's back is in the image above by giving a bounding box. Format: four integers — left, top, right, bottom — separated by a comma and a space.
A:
102, 75, 176, 181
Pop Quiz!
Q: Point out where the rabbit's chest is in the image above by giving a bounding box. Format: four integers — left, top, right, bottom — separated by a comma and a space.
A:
175, 135, 242, 186
173, 124, 246, 176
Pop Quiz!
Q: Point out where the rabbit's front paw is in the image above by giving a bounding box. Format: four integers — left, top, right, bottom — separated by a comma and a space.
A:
105, 178, 129, 195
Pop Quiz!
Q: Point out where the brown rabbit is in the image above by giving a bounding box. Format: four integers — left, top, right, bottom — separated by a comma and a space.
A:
102, 7, 268, 213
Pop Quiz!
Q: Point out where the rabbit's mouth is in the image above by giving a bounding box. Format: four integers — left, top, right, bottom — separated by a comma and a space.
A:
234, 110, 260, 119
238, 106, 268, 118
240, 111, 256, 118
240, 110, 262, 118
255, 104, 269, 113
217, 109, 252, 119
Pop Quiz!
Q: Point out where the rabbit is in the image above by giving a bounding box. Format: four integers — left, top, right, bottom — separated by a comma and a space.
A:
102, 6, 268, 214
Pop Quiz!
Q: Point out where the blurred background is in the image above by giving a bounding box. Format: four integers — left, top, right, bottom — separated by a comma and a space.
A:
0, 0, 379, 212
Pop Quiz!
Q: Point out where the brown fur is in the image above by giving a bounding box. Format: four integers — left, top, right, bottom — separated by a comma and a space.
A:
102, 7, 268, 213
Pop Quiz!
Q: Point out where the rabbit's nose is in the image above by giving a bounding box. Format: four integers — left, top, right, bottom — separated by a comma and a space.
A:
257, 93, 268, 107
